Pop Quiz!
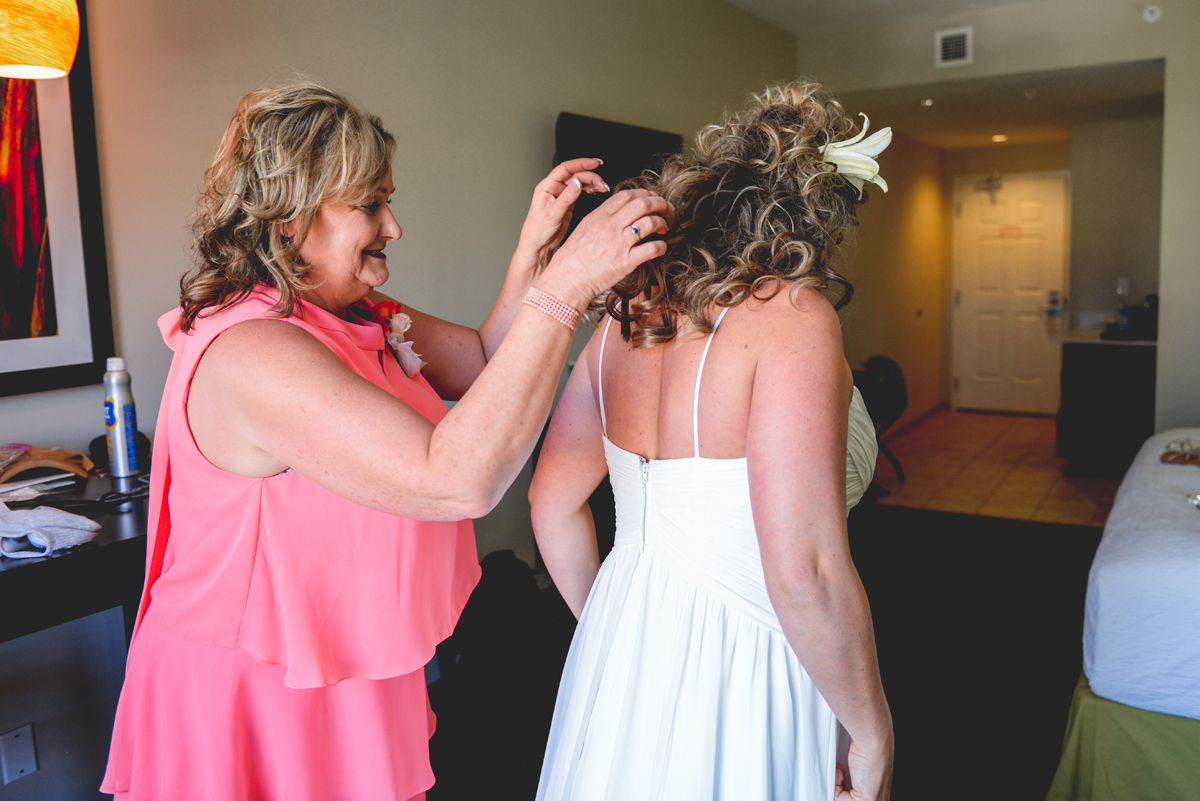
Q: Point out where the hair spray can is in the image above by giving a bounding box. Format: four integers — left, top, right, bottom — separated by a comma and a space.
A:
104, 357, 140, 477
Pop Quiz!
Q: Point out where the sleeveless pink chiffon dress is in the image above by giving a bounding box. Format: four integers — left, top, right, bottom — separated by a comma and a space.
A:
101, 289, 481, 800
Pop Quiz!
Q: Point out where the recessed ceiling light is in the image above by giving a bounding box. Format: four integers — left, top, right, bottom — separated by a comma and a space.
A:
921, 98, 934, 107
992, 134, 1009, 143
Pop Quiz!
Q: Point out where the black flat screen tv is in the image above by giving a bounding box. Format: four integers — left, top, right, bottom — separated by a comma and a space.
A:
554, 112, 683, 236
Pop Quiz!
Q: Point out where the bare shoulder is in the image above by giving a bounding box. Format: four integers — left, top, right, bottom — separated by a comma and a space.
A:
734, 283, 851, 412
211, 316, 321, 346
206, 317, 339, 363
198, 317, 353, 397
738, 283, 843, 353
190, 317, 389, 476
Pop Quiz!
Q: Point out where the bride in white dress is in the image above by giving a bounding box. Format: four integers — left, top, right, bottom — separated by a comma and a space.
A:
530, 81, 894, 801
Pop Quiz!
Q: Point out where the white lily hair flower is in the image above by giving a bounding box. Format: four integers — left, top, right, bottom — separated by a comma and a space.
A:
819, 113, 892, 198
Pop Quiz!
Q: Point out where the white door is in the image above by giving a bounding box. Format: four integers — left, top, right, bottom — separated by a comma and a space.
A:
951, 171, 1069, 414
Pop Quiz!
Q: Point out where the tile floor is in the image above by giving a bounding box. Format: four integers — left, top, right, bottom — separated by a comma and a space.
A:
870, 409, 1120, 527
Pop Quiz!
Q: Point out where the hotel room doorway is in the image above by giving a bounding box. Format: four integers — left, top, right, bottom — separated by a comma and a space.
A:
951, 170, 1069, 414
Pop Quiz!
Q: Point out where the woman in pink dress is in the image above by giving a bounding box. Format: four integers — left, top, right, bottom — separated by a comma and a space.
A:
101, 77, 671, 801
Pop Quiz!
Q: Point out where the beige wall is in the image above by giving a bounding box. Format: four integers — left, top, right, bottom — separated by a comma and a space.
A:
1069, 116, 1163, 327
799, 0, 1200, 430
840, 133, 948, 433
0, 0, 796, 561
943, 141, 1071, 181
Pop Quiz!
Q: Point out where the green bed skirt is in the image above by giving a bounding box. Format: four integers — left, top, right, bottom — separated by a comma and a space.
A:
1047, 674, 1200, 801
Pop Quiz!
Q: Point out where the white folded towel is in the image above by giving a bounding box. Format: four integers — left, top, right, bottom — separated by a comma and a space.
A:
0, 502, 102, 559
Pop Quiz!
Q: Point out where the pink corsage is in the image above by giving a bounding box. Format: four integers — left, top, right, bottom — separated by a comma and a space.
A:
385, 311, 427, 377
355, 298, 427, 377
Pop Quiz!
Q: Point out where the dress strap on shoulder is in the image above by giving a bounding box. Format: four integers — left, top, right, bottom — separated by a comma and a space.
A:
693, 307, 731, 458
598, 316, 614, 437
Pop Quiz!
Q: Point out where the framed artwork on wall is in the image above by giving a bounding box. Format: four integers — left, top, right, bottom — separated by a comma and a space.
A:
0, 0, 113, 397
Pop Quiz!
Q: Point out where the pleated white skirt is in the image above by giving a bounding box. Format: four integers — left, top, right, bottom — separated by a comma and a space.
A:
536, 438, 844, 801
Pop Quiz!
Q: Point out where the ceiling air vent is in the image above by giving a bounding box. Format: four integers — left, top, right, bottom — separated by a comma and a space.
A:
935, 27, 973, 68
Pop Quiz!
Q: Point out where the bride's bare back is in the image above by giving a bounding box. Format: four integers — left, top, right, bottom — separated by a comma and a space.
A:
593, 284, 852, 462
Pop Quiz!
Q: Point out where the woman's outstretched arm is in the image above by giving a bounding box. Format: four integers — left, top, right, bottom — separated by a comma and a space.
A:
191, 191, 667, 523
528, 336, 610, 617
746, 288, 893, 801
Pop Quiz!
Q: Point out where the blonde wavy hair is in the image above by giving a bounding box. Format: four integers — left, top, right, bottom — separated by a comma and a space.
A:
180, 77, 395, 331
603, 80, 869, 346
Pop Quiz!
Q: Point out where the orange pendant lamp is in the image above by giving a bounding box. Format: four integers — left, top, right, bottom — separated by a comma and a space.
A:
0, 0, 80, 79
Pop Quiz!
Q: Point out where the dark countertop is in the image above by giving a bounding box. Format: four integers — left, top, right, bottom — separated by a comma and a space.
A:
0, 475, 148, 643
1061, 326, 1156, 346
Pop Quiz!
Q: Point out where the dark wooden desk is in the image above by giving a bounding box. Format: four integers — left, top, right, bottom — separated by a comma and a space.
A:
1056, 337, 1156, 477
0, 475, 148, 644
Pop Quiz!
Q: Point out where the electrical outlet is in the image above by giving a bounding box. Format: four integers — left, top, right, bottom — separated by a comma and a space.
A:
0, 724, 38, 785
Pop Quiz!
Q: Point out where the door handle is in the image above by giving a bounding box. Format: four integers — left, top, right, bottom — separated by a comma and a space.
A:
1043, 290, 1063, 318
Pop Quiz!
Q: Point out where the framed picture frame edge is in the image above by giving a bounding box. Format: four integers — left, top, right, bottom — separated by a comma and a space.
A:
1, 0, 115, 398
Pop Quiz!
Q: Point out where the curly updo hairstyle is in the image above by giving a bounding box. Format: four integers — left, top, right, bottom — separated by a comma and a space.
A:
180, 77, 395, 331
604, 80, 869, 346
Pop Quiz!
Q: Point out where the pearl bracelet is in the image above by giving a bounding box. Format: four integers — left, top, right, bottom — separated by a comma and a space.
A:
523, 287, 581, 332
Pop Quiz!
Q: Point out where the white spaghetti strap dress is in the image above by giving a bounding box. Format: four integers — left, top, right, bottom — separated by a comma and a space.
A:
536, 309, 878, 800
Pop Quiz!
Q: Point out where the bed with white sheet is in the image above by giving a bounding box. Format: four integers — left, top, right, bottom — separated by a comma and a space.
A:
1048, 428, 1200, 801
1084, 427, 1200, 719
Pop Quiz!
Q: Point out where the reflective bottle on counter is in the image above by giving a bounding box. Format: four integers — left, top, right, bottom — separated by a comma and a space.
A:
104, 357, 140, 477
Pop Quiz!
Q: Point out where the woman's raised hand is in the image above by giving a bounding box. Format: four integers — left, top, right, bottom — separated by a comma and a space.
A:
478, 161, 665, 364
537, 187, 673, 309
516, 158, 610, 273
